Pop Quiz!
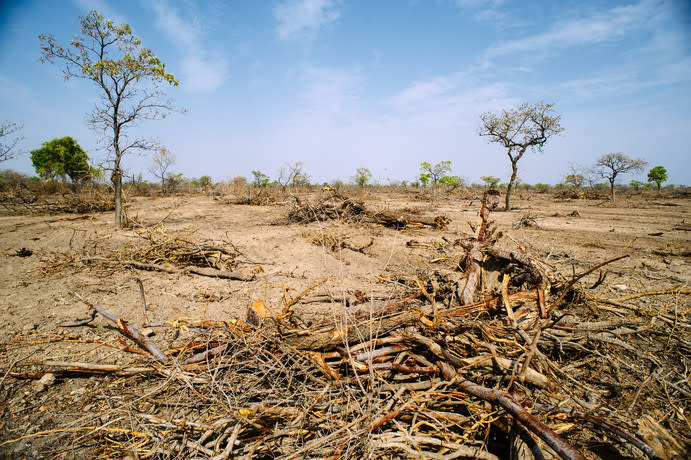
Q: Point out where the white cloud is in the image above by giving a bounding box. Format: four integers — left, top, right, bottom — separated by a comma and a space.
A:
274, 0, 341, 40
389, 76, 458, 112
486, 0, 655, 58
150, 0, 228, 92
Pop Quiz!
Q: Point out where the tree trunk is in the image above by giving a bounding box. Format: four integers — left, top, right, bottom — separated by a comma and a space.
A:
113, 168, 122, 229
609, 178, 615, 202
505, 161, 518, 211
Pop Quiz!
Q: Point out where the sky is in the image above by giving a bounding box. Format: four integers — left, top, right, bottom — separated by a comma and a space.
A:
1, 0, 690, 186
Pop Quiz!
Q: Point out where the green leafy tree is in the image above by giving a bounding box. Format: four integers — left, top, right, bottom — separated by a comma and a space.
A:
352, 167, 372, 187
479, 102, 564, 210
251, 170, 270, 187
594, 152, 647, 201
535, 183, 549, 193
419, 161, 452, 186
647, 166, 667, 191
564, 174, 584, 188
480, 176, 500, 189
419, 173, 431, 187
630, 180, 644, 190
40, 11, 180, 228
166, 173, 186, 193
197, 175, 213, 189
31, 136, 90, 182
438, 175, 464, 190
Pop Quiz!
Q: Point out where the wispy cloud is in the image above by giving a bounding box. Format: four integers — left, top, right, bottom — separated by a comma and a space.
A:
297, 65, 362, 118
486, 0, 655, 58
274, 0, 341, 40
71, 0, 126, 24
150, 0, 228, 92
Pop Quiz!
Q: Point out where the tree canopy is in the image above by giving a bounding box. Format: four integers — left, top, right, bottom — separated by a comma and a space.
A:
647, 166, 667, 191
352, 167, 372, 187
479, 101, 563, 210
30, 136, 90, 182
594, 152, 647, 201
419, 161, 452, 186
40, 11, 180, 227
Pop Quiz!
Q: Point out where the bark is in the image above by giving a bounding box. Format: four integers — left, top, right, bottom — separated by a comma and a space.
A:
506, 161, 518, 211
113, 169, 122, 228
371, 211, 450, 229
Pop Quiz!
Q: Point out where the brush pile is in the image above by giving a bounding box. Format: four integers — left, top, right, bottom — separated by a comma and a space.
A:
288, 192, 450, 229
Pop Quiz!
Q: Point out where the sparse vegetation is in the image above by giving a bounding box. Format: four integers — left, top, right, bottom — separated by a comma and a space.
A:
419, 161, 452, 187
149, 147, 176, 194
352, 167, 372, 186
40, 11, 180, 228
647, 166, 668, 191
481, 175, 500, 189
594, 152, 647, 201
479, 101, 564, 210
30, 136, 91, 183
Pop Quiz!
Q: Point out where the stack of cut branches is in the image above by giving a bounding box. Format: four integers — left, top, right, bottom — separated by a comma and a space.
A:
42, 225, 254, 281
288, 192, 450, 229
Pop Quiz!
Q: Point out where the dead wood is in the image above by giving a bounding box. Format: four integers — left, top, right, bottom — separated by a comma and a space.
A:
447, 374, 587, 460
5, 195, 689, 459
73, 293, 171, 363
287, 192, 450, 229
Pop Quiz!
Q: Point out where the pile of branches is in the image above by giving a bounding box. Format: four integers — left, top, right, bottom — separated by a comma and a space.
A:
219, 187, 279, 206
288, 192, 450, 229
43, 225, 254, 281
117, 227, 239, 272
0, 190, 113, 216
5, 192, 689, 459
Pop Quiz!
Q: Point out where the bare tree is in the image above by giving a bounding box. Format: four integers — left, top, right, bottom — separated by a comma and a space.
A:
149, 147, 176, 194
277, 162, 310, 189
0, 121, 24, 162
479, 101, 564, 211
594, 152, 647, 201
40, 11, 180, 228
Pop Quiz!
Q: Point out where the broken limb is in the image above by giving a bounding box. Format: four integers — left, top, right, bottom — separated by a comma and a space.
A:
73, 293, 171, 363
437, 362, 586, 460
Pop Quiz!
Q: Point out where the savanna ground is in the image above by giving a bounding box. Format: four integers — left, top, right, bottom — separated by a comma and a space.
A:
0, 183, 689, 459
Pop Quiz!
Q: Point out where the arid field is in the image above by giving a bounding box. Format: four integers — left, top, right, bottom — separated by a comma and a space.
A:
0, 186, 689, 459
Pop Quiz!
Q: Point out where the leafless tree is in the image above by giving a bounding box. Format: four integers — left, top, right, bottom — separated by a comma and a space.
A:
277, 162, 310, 189
149, 147, 176, 194
594, 152, 647, 201
0, 121, 24, 162
479, 101, 564, 211
40, 11, 180, 228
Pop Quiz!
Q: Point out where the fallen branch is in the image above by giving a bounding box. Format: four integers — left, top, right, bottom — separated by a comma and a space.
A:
73, 293, 171, 363
442, 368, 587, 460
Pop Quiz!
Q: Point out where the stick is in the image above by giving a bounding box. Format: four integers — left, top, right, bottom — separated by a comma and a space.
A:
437, 363, 586, 460
136, 277, 149, 324
73, 293, 171, 363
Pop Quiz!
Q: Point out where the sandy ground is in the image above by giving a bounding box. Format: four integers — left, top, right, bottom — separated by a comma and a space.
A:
0, 188, 689, 457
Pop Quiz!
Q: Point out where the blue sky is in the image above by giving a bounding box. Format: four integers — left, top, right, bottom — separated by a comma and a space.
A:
1, 0, 690, 185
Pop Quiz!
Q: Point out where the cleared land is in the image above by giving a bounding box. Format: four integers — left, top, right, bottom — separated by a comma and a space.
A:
0, 188, 689, 459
